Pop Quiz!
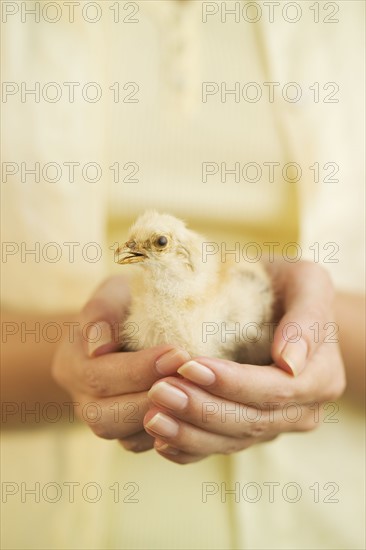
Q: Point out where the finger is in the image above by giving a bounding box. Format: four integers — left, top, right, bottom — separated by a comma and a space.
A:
154, 433, 278, 464
177, 343, 345, 407
271, 262, 335, 376
119, 431, 154, 453
178, 357, 296, 406
79, 275, 131, 357
76, 391, 149, 439
155, 442, 206, 465
144, 407, 248, 457
146, 379, 317, 438
70, 344, 189, 397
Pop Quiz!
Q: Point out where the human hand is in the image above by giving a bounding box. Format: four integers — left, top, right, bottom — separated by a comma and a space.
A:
144, 261, 346, 464
52, 275, 190, 452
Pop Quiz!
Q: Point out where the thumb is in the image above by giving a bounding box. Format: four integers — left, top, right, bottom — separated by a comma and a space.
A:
271, 262, 335, 376
79, 275, 131, 358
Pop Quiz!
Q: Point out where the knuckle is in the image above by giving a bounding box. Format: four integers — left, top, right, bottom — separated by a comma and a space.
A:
244, 422, 267, 439
83, 363, 108, 397
292, 380, 311, 402
168, 430, 203, 456
314, 369, 346, 403
249, 423, 268, 438
120, 437, 150, 453
88, 418, 114, 440
272, 384, 295, 403
125, 360, 144, 387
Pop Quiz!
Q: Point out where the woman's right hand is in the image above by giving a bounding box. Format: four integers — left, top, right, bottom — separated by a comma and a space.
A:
52, 275, 190, 452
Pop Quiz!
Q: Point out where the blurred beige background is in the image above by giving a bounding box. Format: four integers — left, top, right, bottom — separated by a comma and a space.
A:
1, 2, 365, 549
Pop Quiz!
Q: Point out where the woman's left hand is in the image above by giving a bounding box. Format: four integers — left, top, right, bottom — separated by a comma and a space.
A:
144, 261, 346, 464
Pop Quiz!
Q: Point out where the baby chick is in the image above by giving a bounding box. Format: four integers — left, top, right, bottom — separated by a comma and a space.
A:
117, 211, 274, 365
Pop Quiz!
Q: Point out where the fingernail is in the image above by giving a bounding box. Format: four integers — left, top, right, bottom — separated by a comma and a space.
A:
155, 348, 191, 374
281, 338, 308, 376
177, 360, 216, 386
145, 412, 179, 438
87, 321, 113, 357
155, 442, 180, 455
148, 381, 188, 410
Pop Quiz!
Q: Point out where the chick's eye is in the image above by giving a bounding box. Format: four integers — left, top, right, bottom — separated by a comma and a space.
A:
157, 236, 168, 247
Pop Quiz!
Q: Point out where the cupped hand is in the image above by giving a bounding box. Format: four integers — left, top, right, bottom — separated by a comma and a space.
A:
145, 261, 346, 464
52, 275, 190, 452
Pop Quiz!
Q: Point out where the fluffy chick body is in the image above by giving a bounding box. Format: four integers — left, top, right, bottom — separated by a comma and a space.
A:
118, 211, 274, 365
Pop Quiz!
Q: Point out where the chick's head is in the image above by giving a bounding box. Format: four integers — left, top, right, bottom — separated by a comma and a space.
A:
117, 210, 203, 273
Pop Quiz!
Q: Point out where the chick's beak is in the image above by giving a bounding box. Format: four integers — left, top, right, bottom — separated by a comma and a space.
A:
116, 240, 146, 265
